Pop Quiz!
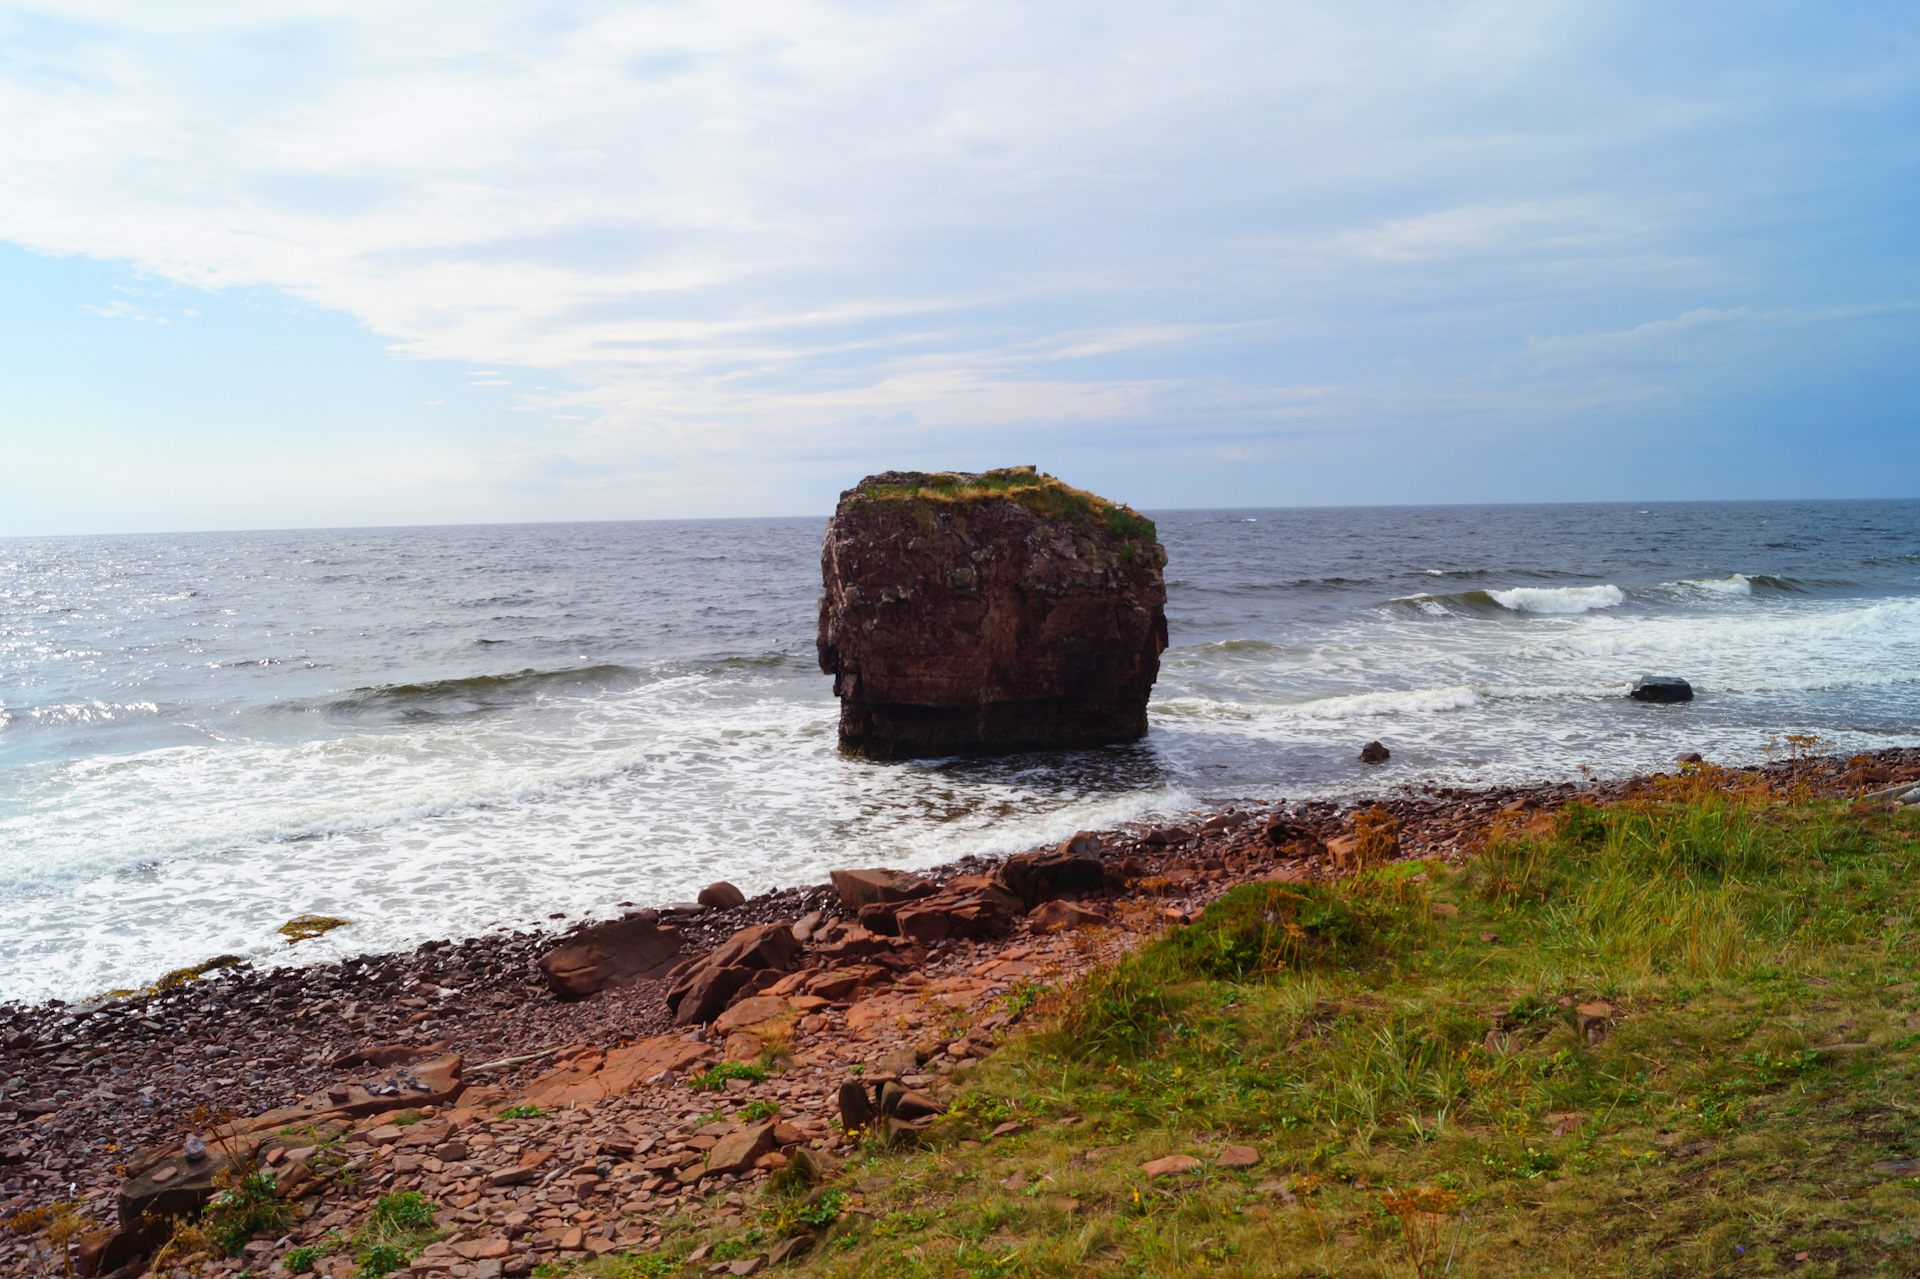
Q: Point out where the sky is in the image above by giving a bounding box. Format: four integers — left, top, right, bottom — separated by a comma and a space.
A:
0, 0, 1916, 535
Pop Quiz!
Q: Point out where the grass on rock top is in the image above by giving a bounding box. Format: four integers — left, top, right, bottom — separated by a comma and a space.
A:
853, 467, 1158, 545
582, 780, 1920, 1279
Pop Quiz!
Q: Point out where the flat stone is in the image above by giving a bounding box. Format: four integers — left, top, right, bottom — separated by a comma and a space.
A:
1141, 1154, 1202, 1177
1215, 1145, 1260, 1169
713, 996, 791, 1033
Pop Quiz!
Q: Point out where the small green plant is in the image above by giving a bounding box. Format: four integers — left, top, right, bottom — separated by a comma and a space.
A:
738, 1099, 781, 1122
357, 1243, 408, 1277
497, 1104, 544, 1120
370, 1192, 437, 1232
795, 1188, 847, 1230
388, 1110, 426, 1127
689, 1062, 768, 1091
203, 1170, 292, 1254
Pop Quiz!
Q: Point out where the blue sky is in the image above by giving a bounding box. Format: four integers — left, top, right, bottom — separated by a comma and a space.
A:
0, 0, 1915, 535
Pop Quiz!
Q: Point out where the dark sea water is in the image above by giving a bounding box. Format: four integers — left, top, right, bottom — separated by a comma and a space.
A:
3, 500, 1918, 1001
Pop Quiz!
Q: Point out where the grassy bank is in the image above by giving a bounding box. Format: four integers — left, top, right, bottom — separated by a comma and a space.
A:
628, 778, 1920, 1277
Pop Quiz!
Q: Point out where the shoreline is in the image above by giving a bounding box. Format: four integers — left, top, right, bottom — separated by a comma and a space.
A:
5, 745, 1917, 1275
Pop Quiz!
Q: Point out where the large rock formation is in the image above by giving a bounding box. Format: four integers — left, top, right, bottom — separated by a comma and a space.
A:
817, 467, 1168, 758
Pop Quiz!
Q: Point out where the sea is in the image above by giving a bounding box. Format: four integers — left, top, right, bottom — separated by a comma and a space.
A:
3, 500, 1917, 1003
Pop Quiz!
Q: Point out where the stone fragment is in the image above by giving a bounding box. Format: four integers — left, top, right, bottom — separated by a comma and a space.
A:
1141, 1154, 1202, 1177
829, 869, 938, 911
817, 468, 1168, 758
769, 1234, 814, 1264
666, 924, 802, 1026
890, 1090, 945, 1121
894, 892, 1015, 942
1027, 900, 1112, 933
713, 996, 792, 1034
1000, 846, 1106, 910
1575, 1002, 1613, 1045
704, 1122, 778, 1177
1359, 740, 1390, 764
836, 1081, 876, 1132
698, 882, 748, 909
537, 917, 684, 999
1215, 1145, 1260, 1169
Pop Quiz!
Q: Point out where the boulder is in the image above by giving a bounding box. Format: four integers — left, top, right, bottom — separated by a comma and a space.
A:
1359, 741, 1390, 764
894, 890, 1016, 942
537, 917, 683, 999
1000, 846, 1106, 910
830, 868, 938, 911
1630, 676, 1694, 704
817, 467, 1168, 759
665, 923, 802, 1026
697, 882, 747, 910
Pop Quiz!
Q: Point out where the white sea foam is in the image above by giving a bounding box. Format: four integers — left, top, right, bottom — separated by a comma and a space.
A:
1675, 573, 1753, 595
1487, 584, 1626, 614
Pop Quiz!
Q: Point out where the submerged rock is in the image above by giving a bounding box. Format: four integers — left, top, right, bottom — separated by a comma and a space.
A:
1630, 675, 1694, 704
817, 467, 1168, 759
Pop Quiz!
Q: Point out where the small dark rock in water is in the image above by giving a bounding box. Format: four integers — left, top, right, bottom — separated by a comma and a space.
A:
1359, 741, 1390, 764
1630, 676, 1694, 704
1675, 751, 1704, 764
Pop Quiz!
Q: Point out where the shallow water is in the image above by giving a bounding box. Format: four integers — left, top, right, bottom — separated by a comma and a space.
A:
3, 500, 1917, 1001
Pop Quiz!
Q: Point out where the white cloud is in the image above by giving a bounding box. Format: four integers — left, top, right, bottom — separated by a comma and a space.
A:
0, 0, 1914, 508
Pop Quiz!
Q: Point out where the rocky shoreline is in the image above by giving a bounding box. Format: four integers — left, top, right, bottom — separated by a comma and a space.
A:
7, 747, 1918, 1277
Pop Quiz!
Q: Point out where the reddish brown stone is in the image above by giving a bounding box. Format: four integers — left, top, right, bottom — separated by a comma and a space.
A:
537, 917, 683, 999
817, 468, 1167, 759
1000, 845, 1106, 910
829, 868, 938, 910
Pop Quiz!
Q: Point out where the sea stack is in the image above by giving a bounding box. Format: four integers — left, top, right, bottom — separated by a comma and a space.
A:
817, 467, 1169, 759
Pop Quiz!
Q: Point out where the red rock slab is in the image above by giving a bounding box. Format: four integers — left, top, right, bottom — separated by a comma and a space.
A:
712, 995, 793, 1033
1141, 1154, 1202, 1177
844, 993, 927, 1035
513, 1035, 712, 1109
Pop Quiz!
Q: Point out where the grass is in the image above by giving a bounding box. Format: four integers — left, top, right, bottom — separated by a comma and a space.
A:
851, 467, 1158, 548
694, 786, 1917, 1277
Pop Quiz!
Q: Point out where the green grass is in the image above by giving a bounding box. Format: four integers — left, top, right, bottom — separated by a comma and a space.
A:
351, 1192, 443, 1276
769, 791, 1920, 1277
690, 1062, 769, 1091
851, 467, 1157, 548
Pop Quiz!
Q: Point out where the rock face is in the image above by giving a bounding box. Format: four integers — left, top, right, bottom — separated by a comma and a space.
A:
817, 467, 1168, 759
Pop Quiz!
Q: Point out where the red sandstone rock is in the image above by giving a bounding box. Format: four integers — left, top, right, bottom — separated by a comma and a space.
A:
817, 468, 1167, 758
1000, 846, 1106, 910
537, 916, 683, 999
665, 922, 802, 1025
830, 868, 938, 910
1027, 900, 1113, 933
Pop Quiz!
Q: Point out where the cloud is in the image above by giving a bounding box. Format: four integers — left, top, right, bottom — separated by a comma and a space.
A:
0, 0, 1916, 510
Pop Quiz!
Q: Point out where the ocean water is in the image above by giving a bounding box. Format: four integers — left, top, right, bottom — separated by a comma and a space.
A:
3, 500, 1917, 1003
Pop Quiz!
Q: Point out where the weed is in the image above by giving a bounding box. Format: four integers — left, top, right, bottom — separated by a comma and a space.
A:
737, 1099, 780, 1123
358, 1242, 408, 1276
498, 1104, 544, 1119
689, 1062, 768, 1091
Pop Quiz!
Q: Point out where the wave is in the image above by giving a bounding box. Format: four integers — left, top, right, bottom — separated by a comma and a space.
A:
1392, 585, 1625, 617
1488, 584, 1626, 614
320, 664, 639, 720
0, 699, 163, 730
1667, 572, 1802, 596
